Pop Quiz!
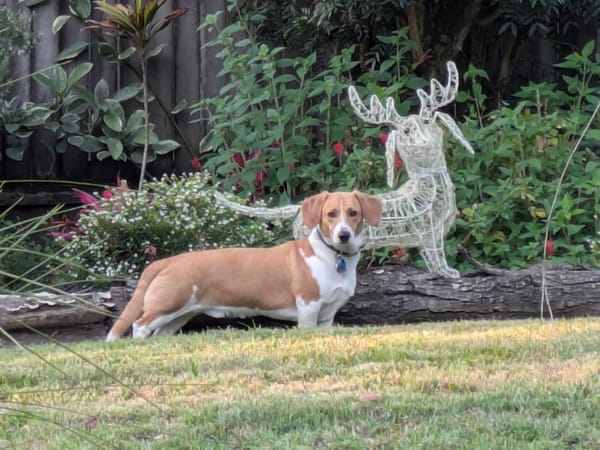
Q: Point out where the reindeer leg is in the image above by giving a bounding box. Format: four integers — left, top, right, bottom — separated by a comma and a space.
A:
418, 214, 460, 279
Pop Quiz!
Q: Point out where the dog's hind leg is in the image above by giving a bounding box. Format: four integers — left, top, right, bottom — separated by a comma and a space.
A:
154, 312, 196, 336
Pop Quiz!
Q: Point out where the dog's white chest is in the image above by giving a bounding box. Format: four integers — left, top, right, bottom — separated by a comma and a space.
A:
302, 251, 357, 301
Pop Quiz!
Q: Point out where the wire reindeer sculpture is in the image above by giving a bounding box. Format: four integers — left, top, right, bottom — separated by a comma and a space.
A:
216, 61, 474, 278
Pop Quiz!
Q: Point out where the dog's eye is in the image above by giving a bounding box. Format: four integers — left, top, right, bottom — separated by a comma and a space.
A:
327, 210, 337, 218
348, 209, 358, 218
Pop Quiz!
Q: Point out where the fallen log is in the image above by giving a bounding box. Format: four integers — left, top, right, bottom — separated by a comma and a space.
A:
336, 262, 600, 324
0, 291, 118, 332
2, 262, 600, 340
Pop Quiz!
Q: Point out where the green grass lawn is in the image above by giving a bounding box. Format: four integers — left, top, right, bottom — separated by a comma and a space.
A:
1, 319, 599, 449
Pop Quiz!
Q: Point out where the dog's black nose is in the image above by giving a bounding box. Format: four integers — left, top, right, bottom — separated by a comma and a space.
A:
338, 230, 351, 243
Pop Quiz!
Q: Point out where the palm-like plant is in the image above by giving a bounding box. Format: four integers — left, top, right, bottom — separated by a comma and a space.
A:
86, 1, 188, 191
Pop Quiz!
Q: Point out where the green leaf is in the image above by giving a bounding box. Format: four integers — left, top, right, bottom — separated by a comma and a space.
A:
103, 110, 123, 132
145, 44, 164, 59
152, 140, 180, 154
118, 46, 137, 60
131, 148, 156, 164
52, 15, 71, 34
105, 137, 123, 159
67, 62, 93, 90
276, 166, 290, 184
4, 123, 21, 133
171, 100, 188, 115
57, 41, 88, 61
68, 0, 92, 19
56, 140, 68, 153
19, 0, 47, 6
5, 146, 26, 161
94, 79, 110, 104
581, 40, 595, 58
113, 83, 142, 102
53, 66, 68, 93
68, 135, 103, 152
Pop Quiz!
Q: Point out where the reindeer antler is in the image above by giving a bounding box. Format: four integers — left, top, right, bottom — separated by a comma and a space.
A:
347, 86, 405, 126
417, 61, 459, 119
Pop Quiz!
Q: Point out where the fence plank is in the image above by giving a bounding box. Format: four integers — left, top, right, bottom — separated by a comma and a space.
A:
2, 0, 227, 185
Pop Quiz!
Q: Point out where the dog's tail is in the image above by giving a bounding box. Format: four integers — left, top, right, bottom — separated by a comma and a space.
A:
214, 192, 300, 220
105, 260, 167, 342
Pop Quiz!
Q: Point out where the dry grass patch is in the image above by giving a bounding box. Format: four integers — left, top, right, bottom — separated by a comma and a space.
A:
1, 318, 599, 449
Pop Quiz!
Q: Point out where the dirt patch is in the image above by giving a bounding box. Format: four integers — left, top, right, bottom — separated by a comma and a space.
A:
1, 321, 109, 348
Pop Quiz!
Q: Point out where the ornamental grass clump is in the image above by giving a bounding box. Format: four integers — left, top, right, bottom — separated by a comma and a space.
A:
60, 172, 280, 280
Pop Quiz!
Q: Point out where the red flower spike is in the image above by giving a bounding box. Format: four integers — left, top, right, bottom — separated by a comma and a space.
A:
190, 158, 203, 170
545, 239, 556, 257
332, 141, 344, 157
233, 153, 245, 168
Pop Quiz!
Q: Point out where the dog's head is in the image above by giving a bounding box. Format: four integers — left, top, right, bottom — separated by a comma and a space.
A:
301, 191, 382, 252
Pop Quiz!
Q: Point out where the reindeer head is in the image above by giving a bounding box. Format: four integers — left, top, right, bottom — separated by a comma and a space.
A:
348, 61, 474, 187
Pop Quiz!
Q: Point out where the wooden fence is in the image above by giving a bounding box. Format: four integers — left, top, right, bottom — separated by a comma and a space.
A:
1, 0, 227, 185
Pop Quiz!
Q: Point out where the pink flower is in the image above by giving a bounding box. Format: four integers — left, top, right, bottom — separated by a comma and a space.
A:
73, 189, 100, 211
190, 158, 203, 170
332, 141, 344, 157
101, 190, 113, 199
380, 134, 388, 144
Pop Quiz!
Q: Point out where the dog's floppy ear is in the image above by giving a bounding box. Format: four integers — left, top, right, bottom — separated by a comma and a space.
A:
354, 192, 383, 226
302, 191, 329, 229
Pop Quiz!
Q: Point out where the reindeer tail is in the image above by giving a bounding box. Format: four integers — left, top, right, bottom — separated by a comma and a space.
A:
214, 192, 300, 220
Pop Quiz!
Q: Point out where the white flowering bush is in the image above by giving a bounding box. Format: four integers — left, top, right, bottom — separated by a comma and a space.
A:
60, 172, 283, 279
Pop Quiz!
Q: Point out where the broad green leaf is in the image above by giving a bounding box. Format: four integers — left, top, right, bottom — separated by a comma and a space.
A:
4, 123, 21, 133
94, 79, 110, 104
113, 83, 142, 102
105, 137, 123, 159
68, 135, 103, 152
52, 15, 71, 34
152, 140, 180, 154
68, 0, 92, 19
5, 146, 26, 161
103, 110, 123, 132
145, 44, 164, 59
53, 66, 68, 93
19, 0, 47, 6
581, 40, 595, 58
276, 166, 289, 184
55, 140, 68, 153
57, 41, 88, 61
118, 47, 136, 60
67, 62, 93, 90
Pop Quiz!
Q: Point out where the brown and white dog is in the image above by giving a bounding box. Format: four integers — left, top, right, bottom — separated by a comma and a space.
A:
105, 191, 382, 341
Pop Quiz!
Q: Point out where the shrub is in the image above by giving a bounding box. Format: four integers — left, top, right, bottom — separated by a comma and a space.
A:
446, 42, 600, 270
59, 172, 283, 279
193, 7, 424, 204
